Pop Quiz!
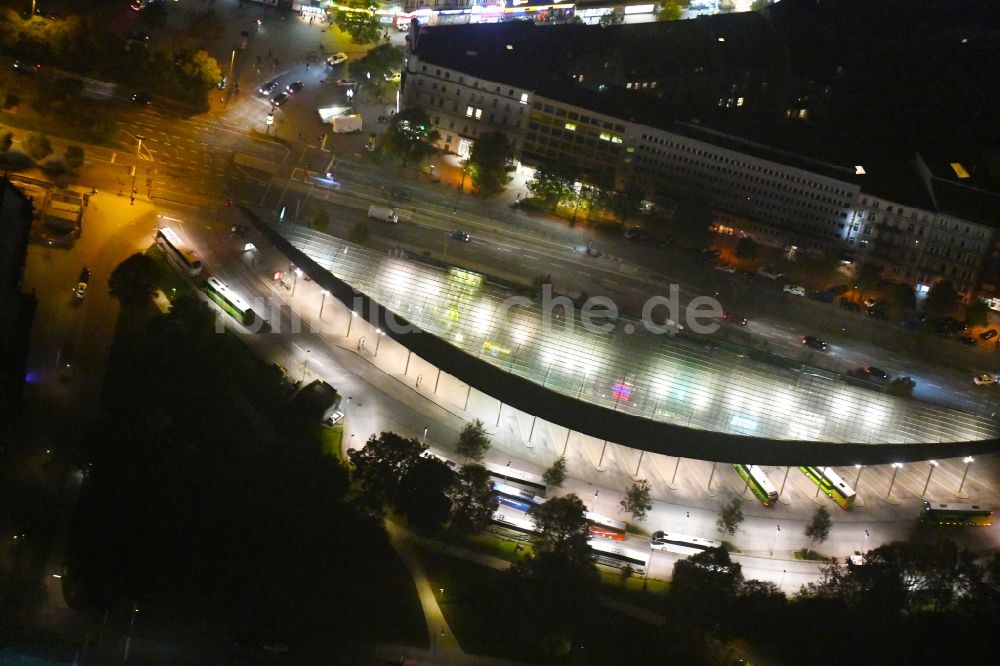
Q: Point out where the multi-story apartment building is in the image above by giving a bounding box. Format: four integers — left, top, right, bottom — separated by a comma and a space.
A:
403, 19, 1000, 296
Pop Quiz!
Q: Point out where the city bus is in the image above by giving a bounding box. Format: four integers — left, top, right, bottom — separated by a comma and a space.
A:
922, 501, 993, 527
649, 531, 722, 556
734, 464, 779, 506
155, 226, 202, 277
203, 277, 255, 325
800, 466, 856, 509
586, 511, 626, 541
489, 510, 537, 535
589, 539, 649, 575
491, 481, 544, 513
484, 461, 547, 494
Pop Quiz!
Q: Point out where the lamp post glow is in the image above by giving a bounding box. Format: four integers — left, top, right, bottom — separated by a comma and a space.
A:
887, 462, 903, 498
422, 425, 428, 446
861, 529, 870, 554
346, 310, 358, 337
374, 328, 384, 357
854, 464, 863, 488
921, 460, 939, 497
958, 456, 974, 495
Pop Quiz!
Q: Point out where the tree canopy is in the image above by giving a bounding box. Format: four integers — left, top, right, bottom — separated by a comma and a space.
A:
377, 106, 439, 166
804, 506, 832, 555
447, 463, 497, 535
466, 131, 514, 197
716, 497, 745, 536
347, 431, 425, 516
349, 43, 404, 95
542, 456, 567, 488
108, 253, 159, 307
335, 2, 384, 45
455, 418, 490, 463
620, 479, 652, 521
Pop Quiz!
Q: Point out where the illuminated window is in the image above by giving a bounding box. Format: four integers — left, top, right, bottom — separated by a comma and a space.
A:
466, 106, 474, 117
611, 135, 623, 144
564, 122, 576, 131
599, 132, 611, 141
519, 92, 528, 105
475, 108, 482, 120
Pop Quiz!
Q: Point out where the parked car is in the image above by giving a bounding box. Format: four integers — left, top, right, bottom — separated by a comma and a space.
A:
389, 187, 412, 202
956, 335, 977, 346
839, 299, 861, 312
271, 92, 289, 106
979, 329, 998, 341
326, 52, 348, 66
737, 270, 757, 282
450, 230, 470, 242
258, 79, 280, 96
783, 284, 806, 296
324, 410, 345, 426
714, 264, 736, 274
336, 78, 357, 87
973, 373, 997, 386
865, 304, 889, 320
691, 248, 721, 263
802, 336, 828, 351
624, 226, 648, 241
286, 81, 305, 94
807, 290, 836, 303
827, 284, 850, 295
866, 367, 889, 381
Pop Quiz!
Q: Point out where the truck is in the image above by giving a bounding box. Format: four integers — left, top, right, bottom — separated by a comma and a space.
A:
331, 114, 363, 134
368, 206, 398, 224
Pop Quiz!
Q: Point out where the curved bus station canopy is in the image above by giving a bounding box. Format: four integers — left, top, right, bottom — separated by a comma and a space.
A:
248, 209, 1000, 466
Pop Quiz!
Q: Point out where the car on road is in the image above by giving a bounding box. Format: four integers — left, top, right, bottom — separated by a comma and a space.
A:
865, 303, 889, 320
286, 81, 305, 94
324, 410, 345, 426
866, 367, 889, 381
757, 266, 786, 281
258, 79, 280, 96
13, 59, 40, 74
74, 267, 91, 300
783, 284, 805, 296
450, 230, 470, 242
973, 373, 997, 386
839, 299, 860, 311
624, 226, 648, 241
131, 90, 152, 105
802, 336, 828, 351
807, 290, 835, 303
980, 329, 998, 341
271, 92, 289, 106
336, 78, 357, 87
956, 335, 977, 346
326, 52, 348, 66
714, 264, 736, 274
723, 311, 747, 326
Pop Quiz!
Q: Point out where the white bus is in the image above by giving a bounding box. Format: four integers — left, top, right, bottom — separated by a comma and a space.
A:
589, 539, 649, 575
155, 226, 202, 276
649, 531, 722, 556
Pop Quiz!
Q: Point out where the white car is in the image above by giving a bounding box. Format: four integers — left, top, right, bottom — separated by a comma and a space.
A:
326, 52, 348, 66
783, 284, 806, 296
973, 373, 997, 386
384, 70, 401, 83
324, 410, 345, 426
714, 264, 736, 274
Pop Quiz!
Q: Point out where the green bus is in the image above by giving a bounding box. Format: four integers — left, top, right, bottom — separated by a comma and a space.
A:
922, 501, 993, 527
800, 466, 856, 509
204, 276, 255, 325
734, 464, 779, 506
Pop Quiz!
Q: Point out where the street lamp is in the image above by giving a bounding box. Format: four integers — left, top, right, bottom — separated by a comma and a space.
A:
886, 462, 903, 498
421, 425, 428, 446
224, 48, 236, 108
346, 310, 358, 337
291, 267, 302, 296
769, 524, 781, 557
854, 464, 864, 488
958, 456, 974, 495
301, 349, 311, 384
861, 529, 870, 554
374, 328, 385, 357
921, 460, 939, 497
319, 290, 329, 319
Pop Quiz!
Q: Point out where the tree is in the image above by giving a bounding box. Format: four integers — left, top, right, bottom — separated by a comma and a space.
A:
924, 280, 958, 317
178, 49, 223, 90
310, 208, 330, 232
672, 199, 714, 248
853, 261, 882, 300
716, 497, 745, 536
166, 295, 216, 345
108, 253, 158, 307
527, 494, 592, 561
140, 0, 169, 29
542, 456, 567, 488
64, 144, 84, 169
735, 237, 759, 261
526, 165, 577, 211
0, 125, 12, 152
887, 376, 916, 398
465, 131, 514, 197
887, 281, 916, 313
658, 1, 691, 21
620, 479, 652, 522
25, 132, 52, 160
804, 506, 832, 556
448, 463, 498, 535
608, 182, 644, 223
670, 547, 743, 630
349, 43, 404, 95
348, 220, 370, 245
965, 299, 990, 327
394, 455, 456, 533
455, 418, 490, 463
378, 106, 439, 166
336, 2, 384, 45
347, 431, 425, 517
